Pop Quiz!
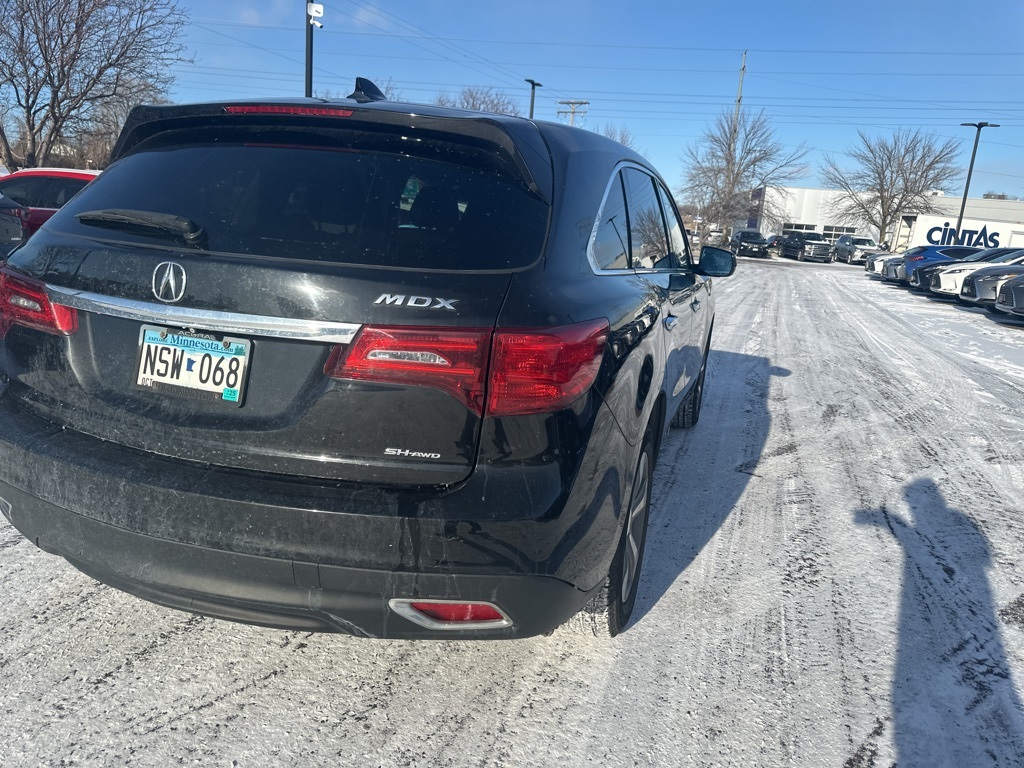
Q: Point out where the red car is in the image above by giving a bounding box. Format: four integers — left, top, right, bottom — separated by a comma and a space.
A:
0, 168, 100, 237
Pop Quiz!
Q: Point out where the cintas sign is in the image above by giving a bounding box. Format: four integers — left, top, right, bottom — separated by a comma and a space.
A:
926, 221, 1000, 248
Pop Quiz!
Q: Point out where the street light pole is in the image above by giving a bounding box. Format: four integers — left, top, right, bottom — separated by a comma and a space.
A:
305, 3, 324, 98
955, 121, 999, 243
525, 79, 542, 120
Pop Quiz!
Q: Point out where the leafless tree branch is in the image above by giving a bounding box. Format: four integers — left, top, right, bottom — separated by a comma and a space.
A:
680, 109, 807, 239
820, 129, 962, 242
434, 86, 521, 117
0, 0, 189, 169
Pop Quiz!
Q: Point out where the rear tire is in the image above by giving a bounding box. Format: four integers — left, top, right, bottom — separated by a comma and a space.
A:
567, 433, 654, 638
672, 345, 708, 429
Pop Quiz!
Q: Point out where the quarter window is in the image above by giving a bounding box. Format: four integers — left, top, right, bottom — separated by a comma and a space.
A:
592, 174, 630, 270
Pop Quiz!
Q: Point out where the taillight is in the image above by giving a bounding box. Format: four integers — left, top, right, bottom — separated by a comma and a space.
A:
487, 319, 609, 416
324, 326, 491, 414
907, 256, 925, 261
0, 267, 78, 337
324, 319, 609, 417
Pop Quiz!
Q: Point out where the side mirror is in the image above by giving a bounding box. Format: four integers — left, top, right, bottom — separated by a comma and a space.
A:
696, 245, 737, 277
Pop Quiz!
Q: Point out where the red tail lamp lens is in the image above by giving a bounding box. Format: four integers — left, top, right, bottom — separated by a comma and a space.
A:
0, 268, 77, 337
324, 319, 608, 417
410, 602, 505, 623
324, 326, 491, 414
487, 319, 609, 416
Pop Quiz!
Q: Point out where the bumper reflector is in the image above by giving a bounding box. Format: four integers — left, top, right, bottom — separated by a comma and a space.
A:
389, 599, 513, 630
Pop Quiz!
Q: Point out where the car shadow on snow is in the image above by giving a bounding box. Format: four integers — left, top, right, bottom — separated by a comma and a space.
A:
630, 349, 785, 625
854, 479, 1024, 765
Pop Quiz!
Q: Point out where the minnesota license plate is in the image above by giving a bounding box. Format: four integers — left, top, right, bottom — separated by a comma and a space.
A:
135, 325, 251, 406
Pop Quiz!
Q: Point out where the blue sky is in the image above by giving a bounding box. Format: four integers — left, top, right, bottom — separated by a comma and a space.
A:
174, 0, 1024, 198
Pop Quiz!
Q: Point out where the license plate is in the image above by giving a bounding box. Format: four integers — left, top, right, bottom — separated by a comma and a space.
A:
135, 325, 251, 406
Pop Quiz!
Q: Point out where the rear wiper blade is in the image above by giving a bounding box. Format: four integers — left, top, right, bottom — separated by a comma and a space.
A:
75, 209, 207, 249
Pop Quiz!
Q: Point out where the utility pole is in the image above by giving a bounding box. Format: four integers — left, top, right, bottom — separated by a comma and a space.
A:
732, 50, 747, 130
557, 100, 589, 126
305, 3, 324, 97
525, 79, 543, 120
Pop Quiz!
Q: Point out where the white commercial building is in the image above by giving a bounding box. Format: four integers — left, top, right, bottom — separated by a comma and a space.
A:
746, 186, 1024, 250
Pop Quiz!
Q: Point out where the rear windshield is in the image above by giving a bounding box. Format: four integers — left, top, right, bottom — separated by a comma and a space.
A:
46, 125, 549, 271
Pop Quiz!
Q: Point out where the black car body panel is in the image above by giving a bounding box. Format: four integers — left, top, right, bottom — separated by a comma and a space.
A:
0, 93, 732, 638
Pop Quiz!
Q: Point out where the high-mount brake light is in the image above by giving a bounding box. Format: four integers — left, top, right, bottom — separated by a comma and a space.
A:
0, 268, 77, 338
324, 319, 609, 417
224, 105, 354, 117
389, 599, 512, 630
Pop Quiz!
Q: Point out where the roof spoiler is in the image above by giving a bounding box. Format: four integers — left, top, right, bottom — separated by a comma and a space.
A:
347, 77, 387, 104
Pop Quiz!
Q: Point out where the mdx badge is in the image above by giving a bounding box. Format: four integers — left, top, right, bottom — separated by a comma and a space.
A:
152, 262, 187, 303
374, 294, 458, 311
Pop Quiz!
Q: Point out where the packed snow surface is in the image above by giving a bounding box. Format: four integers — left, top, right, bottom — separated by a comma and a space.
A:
2, 259, 1024, 766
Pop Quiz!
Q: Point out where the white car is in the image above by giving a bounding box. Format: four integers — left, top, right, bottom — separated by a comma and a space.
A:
960, 265, 1024, 310
865, 253, 899, 277
929, 250, 1024, 297
881, 257, 906, 282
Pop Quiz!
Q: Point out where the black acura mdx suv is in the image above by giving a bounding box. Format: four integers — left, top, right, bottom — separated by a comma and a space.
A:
0, 80, 735, 639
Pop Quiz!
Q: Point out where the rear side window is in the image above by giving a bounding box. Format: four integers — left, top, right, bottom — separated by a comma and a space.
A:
48, 126, 549, 271
52, 178, 90, 206
622, 168, 670, 270
0, 177, 52, 207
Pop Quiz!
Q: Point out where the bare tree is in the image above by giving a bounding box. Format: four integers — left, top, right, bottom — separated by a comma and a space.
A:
681, 109, 807, 238
317, 77, 404, 102
596, 123, 638, 151
820, 129, 962, 243
434, 86, 521, 116
74, 77, 169, 169
0, 0, 189, 170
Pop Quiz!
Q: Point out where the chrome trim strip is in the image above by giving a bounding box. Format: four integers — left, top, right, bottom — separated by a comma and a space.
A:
46, 286, 361, 344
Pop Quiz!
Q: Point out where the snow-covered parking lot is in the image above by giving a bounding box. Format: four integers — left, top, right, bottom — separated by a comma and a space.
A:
2, 258, 1023, 767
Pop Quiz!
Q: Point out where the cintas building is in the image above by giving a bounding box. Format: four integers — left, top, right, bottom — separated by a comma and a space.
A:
743, 186, 1024, 250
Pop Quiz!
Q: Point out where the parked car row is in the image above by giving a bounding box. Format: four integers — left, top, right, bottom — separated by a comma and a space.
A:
730, 230, 886, 264
864, 245, 1024, 319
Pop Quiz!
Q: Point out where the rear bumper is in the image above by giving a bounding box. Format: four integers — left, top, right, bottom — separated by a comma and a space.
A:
0, 397, 624, 638
0, 482, 587, 638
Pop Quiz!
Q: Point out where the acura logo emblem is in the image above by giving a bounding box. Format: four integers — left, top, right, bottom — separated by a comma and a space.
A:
152, 261, 187, 303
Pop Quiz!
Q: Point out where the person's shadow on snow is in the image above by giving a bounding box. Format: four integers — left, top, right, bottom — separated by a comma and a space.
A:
855, 479, 1024, 767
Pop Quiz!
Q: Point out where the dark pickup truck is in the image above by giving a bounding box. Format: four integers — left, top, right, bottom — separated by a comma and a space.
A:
779, 231, 834, 262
